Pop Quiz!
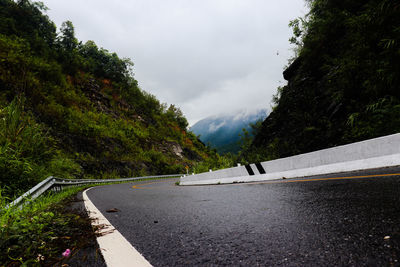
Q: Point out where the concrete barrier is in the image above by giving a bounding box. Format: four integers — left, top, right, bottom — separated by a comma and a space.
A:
180, 133, 400, 185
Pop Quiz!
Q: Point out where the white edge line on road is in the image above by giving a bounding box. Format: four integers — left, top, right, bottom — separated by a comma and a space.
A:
83, 187, 152, 267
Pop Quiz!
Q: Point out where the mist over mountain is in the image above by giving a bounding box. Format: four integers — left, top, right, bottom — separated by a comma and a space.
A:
0, 0, 230, 197
243, 0, 400, 163
190, 109, 268, 154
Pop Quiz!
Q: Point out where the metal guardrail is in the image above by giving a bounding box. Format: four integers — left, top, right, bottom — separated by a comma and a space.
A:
6, 174, 182, 209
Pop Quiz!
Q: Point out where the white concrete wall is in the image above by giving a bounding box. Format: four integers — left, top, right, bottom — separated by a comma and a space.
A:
180, 133, 400, 185
181, 165, 249, 184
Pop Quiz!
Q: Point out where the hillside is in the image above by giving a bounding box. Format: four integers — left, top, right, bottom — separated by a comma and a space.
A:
190, 109, 268, 154
0, 0, 227, 197
243, 0, 400, 163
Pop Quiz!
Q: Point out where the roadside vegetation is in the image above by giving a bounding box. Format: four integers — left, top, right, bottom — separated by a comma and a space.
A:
3, 0, 399, 263
0, 185, 100, 266
0, 175, 183, 266
0, 1, 235, 262
242, 0, 400, 163
0, 1, 233, 262
0, 0, 232, 198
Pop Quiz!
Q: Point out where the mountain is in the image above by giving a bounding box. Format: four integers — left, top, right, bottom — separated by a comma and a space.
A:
0, 0, 227, 197
243, 0, 400, 163
190, 109, 268, 154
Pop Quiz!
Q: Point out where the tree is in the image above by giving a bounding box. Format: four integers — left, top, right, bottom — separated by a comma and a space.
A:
166, 104, 188, 130
59, 21, 77, 51
79, 40, 133, 83
56, 20, 81, 74
243, 0, 400, 163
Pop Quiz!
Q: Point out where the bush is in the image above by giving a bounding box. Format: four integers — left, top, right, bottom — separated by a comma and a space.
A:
0, 186, 98, 266
0, 97, 52, 196
0, 97, 82, 197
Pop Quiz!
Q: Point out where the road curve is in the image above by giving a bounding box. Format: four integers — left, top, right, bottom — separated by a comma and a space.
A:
86, 167, 400, 266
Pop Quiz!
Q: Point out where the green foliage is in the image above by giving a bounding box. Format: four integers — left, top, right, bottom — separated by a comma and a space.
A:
0, 186, 96, 266
165, 104, 189, 130
0, 98, 83, 197
0, 0, 57, 57
59, 21, 78, 51
238, 120, 263, 151
243, 0, 400, 162
0, 98, 48, 157
56, 20, 82, 75
0, 98, 50, 195
0, 0, 218, 197
192, 151, 234, 174
79, 40, 133, 83
0, 34, 31, 94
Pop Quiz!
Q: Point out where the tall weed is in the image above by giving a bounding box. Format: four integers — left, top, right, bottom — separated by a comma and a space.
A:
0, 97, 79, 197
0, 186, 94, 266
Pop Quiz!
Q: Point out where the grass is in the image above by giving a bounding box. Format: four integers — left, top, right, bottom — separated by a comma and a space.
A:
0, 185, 95, 266
0, 176, 180, 266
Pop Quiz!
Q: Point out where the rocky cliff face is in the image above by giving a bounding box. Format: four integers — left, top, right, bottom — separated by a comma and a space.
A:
243, 0, 400, 163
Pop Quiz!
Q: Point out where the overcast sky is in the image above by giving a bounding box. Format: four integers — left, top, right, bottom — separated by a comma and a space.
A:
43, 0, 307, 125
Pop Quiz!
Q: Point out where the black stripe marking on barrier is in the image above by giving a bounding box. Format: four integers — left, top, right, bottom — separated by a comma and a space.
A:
255, 163, 266, 174
245, 165, 255, 176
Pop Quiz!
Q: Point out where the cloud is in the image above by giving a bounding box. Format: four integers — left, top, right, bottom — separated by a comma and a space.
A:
43, 0, 307, 124
209, 121, 227, 133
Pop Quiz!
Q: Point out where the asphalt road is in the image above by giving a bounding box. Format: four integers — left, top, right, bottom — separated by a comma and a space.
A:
86, 167, 400, 266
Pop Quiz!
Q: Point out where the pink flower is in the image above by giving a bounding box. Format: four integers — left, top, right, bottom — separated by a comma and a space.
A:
62, 249, 71, 257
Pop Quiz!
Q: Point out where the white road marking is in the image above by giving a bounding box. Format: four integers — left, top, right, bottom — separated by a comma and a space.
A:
83, 187, 152, 267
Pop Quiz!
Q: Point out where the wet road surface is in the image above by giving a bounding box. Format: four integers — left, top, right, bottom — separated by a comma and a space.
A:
87, 167, 400, 266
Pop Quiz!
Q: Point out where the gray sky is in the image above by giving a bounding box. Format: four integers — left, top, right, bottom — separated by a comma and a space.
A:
43, 0, 307, 125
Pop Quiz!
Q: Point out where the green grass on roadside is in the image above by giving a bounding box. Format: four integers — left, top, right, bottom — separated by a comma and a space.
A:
0, 185, 93, 266
0, 176, 180, 266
